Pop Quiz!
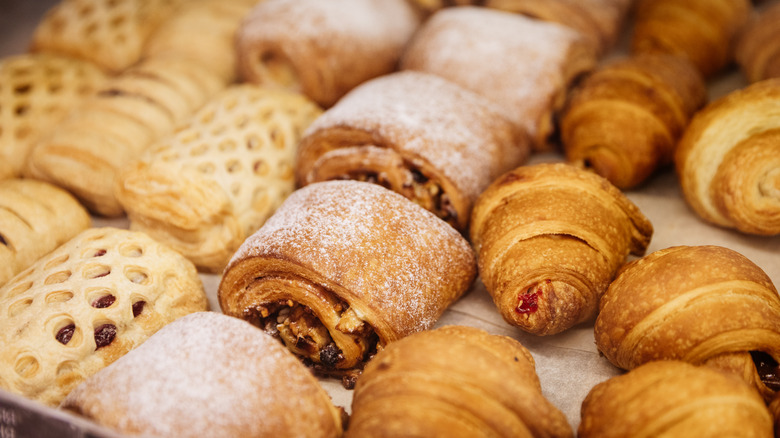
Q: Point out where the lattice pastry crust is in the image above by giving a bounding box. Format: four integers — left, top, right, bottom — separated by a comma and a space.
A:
0, 227, 208, 407
116, 84, 322, 272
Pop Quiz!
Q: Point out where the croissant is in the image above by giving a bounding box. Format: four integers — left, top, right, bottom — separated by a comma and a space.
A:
346, 325, 572, 438
295, 71, 528, 232
61, 312, 344, 438
236, 0, 421, 108
401, 7, 597, 151
469, 162, 653, 335
631, 0, 752, 78
560, 53, 707, 189
579, 360, 774, 437
735, 1, 780, 83
218, 181, 476, 387
116, 84, 322, 272
772, 393, 780, 436
675, 78, 780, 235
595, 245, 780, 402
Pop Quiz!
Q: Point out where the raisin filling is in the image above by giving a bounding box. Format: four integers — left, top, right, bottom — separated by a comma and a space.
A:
752, 351, 780, 391
56, 324, 76, 345
94, 324, 117, 349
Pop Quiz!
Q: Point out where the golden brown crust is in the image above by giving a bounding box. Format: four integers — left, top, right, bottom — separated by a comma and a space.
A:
561, 53, 706, 189
347, 325, 573, 438
736, 2, 780, 83
771, 392, 780, 436
469, 163, 652, 335
579, 361, 774, 438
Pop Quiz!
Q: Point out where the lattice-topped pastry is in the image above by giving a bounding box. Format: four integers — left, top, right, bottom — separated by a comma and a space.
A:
0, 53, 107, 180
116, 84, 322, 272
0, 227, 208, 407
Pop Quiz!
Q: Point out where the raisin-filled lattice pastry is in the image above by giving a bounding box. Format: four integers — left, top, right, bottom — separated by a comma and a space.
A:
595, 245, 780, 402
0, 227, 208, 407
579, 361, 774, 438
736, 1, 780, 83
218, 180, 476, 387
0, 179, 90, 287
346, 325, 572, 438
295, 71, 528, 232
470, 163, 653, 335
61, 312, 344, 438
117, 84, 322, 273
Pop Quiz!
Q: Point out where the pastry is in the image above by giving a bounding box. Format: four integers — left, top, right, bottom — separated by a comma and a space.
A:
295, 70, 529, 232
561, 53, 707, 189
61, 312, 344, 438
0, 227, 208, 407
236, 0, 421, 108
631, 0, 752, 78
401, 7, 597, 151
0, 179, 90, 287
594, 245, 780, 402
579, 360, 774, 437
675, 78, 780, 235
0, 53, 107, 180
771, 392, 780, 437
25, 55, 227, 217
346, 325, 572, 438
218, 180, 476, 387
736, 2, 780, 83
469, 162, 653, 335
31, 0, 184, 73
116, 84, 322, 272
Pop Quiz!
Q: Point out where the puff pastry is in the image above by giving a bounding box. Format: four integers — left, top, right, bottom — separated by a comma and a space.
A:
347, 325, 572, 438
0, 54, 107, 180
236, 0, 421, 108
579, 360, 774, 438
218, 180, 476, 387
0, 179, 90, 287
0, 227, 208, 407
736, 2, 780, 83
116, 84, 322, 272
675, 78, 780, 235
295, 71, 528, 232
401, 7, 597, 151
469, 163, 653, 335
772, 392, 780, 437
595, 245, 780, 402
61, 312, 344, 438
631, 0, 752, 78
561, 53, 707, 189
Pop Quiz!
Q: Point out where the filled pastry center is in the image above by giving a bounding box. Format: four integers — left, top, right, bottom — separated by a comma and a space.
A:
752, 351, 780, 392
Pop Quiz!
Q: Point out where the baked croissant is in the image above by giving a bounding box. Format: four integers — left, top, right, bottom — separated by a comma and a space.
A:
595, 245, 780, 402
61, 312, 344, 438
772, 392, 780, 437
401, 7, 597, 151
675, 78, 780, 235
116, 84, 322, 272
218, 180, 476, 387
236, 0, 421, 108
347, 325, 572, 438
295, 71, 528, 232
579, 360, 774, 438
735, 1, 780, 83
469, 162, 653, 335
561, 53, 707, 189
631, 0, 752, 78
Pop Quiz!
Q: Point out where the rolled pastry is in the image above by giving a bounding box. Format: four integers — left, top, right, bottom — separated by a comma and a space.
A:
675, 78, 780, 235
772, 392, 780, 437
236, 0, 421, 108
594, 245, 780, 402
295, 70, 528, 232
0, 227, 208, 406
25, 55, 227, 217
218, 180, 476, 386
61, 312, 344, 438
469, 162, 653, 335
0, 54, 107, 180
401, 7, 597, 151
116, 84, 322, 273
0, 179, 90, 287
561, 53, 707, 189
579, 360, 774, 438
736, 2, 780, 83
631, 0, 752, 78
346, 325, 572, 438
31, 0, 183, 73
